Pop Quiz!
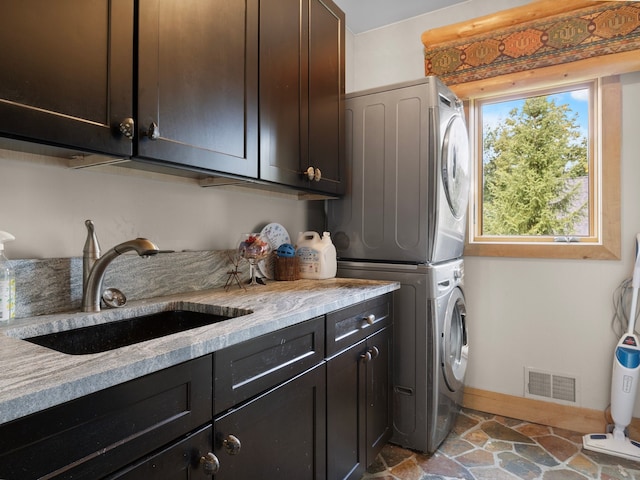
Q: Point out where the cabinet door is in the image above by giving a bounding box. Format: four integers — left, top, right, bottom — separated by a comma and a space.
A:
137, 0, 258, 177
307, 0, 345, 195
259, 0, 345, 195
327, 338, 367, 480
213, 364, 327, 479
258, 0, 303, 186
0, 0, 133, 156
365, 326, 393, 464
327, 326, 392, 480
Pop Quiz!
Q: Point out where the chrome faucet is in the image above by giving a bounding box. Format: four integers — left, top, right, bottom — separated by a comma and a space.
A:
82, 221, 161, 312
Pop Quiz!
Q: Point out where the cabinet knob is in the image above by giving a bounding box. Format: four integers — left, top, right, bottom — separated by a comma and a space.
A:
142, 121, 160, 140
303, 166, 322, 182
119, 117, 135, 139
364, 314, 375, 326
360, 346, 379, 363
223, 434, 242, 455
360, 350, 372, 362
304, 166, 315, 180
200, 452, 220, 475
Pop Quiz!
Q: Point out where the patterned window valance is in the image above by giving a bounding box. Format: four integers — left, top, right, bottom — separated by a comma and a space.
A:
422, 0, 640, 91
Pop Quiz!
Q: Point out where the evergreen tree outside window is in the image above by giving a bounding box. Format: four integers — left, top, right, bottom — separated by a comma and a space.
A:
467, 79, 615, 256
478, 83, 593, 241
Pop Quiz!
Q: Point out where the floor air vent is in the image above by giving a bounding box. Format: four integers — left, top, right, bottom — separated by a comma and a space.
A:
524, 368, 579, 404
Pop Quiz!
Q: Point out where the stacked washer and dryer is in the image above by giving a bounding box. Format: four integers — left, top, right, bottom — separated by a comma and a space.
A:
327, 77, 470, 453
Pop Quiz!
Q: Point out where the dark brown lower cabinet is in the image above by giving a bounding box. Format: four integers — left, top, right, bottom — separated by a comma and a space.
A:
0, 295, 391, 480
213, 363, 327, 479
364, 327, 393, 463
327, 326, 393, 480
0, 355, 212, 480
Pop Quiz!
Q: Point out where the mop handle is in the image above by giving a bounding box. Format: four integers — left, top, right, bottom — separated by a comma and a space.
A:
628, 234, 640, 334
629, 287, 639, 335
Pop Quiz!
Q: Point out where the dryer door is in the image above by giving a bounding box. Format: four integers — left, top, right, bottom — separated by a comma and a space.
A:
441, 114, 470, 219
442, 287, 468, 392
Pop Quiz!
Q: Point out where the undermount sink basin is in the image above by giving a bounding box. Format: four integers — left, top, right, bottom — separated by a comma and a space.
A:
25, 309, 244, 355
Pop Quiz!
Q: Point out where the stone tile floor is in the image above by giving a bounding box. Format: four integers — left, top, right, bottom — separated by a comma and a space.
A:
361, 409, 640, 480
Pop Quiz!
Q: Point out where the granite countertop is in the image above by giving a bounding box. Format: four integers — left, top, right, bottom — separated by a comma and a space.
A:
0, 278, 398, 425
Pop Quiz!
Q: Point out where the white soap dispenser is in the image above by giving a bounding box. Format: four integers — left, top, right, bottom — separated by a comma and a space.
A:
0, 231, 16, 323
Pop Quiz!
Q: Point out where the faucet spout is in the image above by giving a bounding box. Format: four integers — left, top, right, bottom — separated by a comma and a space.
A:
82, 237, 161, 313
113, 238, 161, 257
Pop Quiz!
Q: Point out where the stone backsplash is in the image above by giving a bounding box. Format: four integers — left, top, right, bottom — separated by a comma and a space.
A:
11, 250, 248, 319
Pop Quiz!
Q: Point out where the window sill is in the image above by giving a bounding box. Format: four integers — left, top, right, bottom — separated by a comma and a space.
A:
464, 241, 620, 260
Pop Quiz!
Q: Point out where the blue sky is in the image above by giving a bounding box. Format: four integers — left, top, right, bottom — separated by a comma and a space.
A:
481, 88, 590, 138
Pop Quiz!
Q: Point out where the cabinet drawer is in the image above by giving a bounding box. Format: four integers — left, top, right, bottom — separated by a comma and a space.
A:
326, 294, 392, 357
0, 355, 212, 480
107, 424, 213, 479
214, 316, 324, 413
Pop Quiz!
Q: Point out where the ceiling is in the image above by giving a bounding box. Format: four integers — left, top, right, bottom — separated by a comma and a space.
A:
332, 0, 468, 34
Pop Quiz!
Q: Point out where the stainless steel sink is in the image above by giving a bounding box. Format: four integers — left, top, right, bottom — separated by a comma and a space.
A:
25, 309, 244, 355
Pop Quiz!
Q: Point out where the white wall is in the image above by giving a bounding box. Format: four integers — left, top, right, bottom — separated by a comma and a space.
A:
348, 0, 640, 415
349, 0, 530, 92
0, 149, 321, 259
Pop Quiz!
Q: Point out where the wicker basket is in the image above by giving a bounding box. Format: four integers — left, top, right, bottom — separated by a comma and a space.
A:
274, 256, 299, 281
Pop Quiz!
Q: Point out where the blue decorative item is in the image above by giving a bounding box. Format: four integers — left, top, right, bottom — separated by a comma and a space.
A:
276, 243, 296, 258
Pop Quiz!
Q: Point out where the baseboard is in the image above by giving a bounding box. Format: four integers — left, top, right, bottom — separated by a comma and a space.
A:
463, 386, 640, 439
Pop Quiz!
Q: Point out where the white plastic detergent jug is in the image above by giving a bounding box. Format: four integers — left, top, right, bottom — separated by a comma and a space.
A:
296, 231, 337, 280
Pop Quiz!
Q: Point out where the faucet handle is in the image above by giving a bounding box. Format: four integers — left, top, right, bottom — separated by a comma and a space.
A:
83, 220, 101, 289
83, 220, 101, 256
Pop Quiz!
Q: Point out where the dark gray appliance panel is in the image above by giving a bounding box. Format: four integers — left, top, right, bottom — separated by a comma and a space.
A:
329, 79, 437, 263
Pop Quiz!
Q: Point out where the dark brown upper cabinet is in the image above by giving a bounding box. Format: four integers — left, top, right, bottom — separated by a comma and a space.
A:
0, 0, 344, 193
0, 0, 133, 157
258, 0, 345, 195
0, 0, 258, 178
136, 0, 258, 177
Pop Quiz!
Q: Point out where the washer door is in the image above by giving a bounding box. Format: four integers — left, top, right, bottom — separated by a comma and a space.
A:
441, 114, 470, 219
442, 287, 468, 392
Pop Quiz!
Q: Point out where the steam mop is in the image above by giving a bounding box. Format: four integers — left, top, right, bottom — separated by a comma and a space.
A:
583, 234, 640, 461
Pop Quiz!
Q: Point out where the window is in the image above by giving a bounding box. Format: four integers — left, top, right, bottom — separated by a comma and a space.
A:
475, 81, 594, 239
420, 1, 634, 260
464, 76, 621, 260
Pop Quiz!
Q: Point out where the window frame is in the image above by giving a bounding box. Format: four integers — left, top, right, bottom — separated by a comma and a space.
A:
469, 79, 599, 245
461, 75, 620, 260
